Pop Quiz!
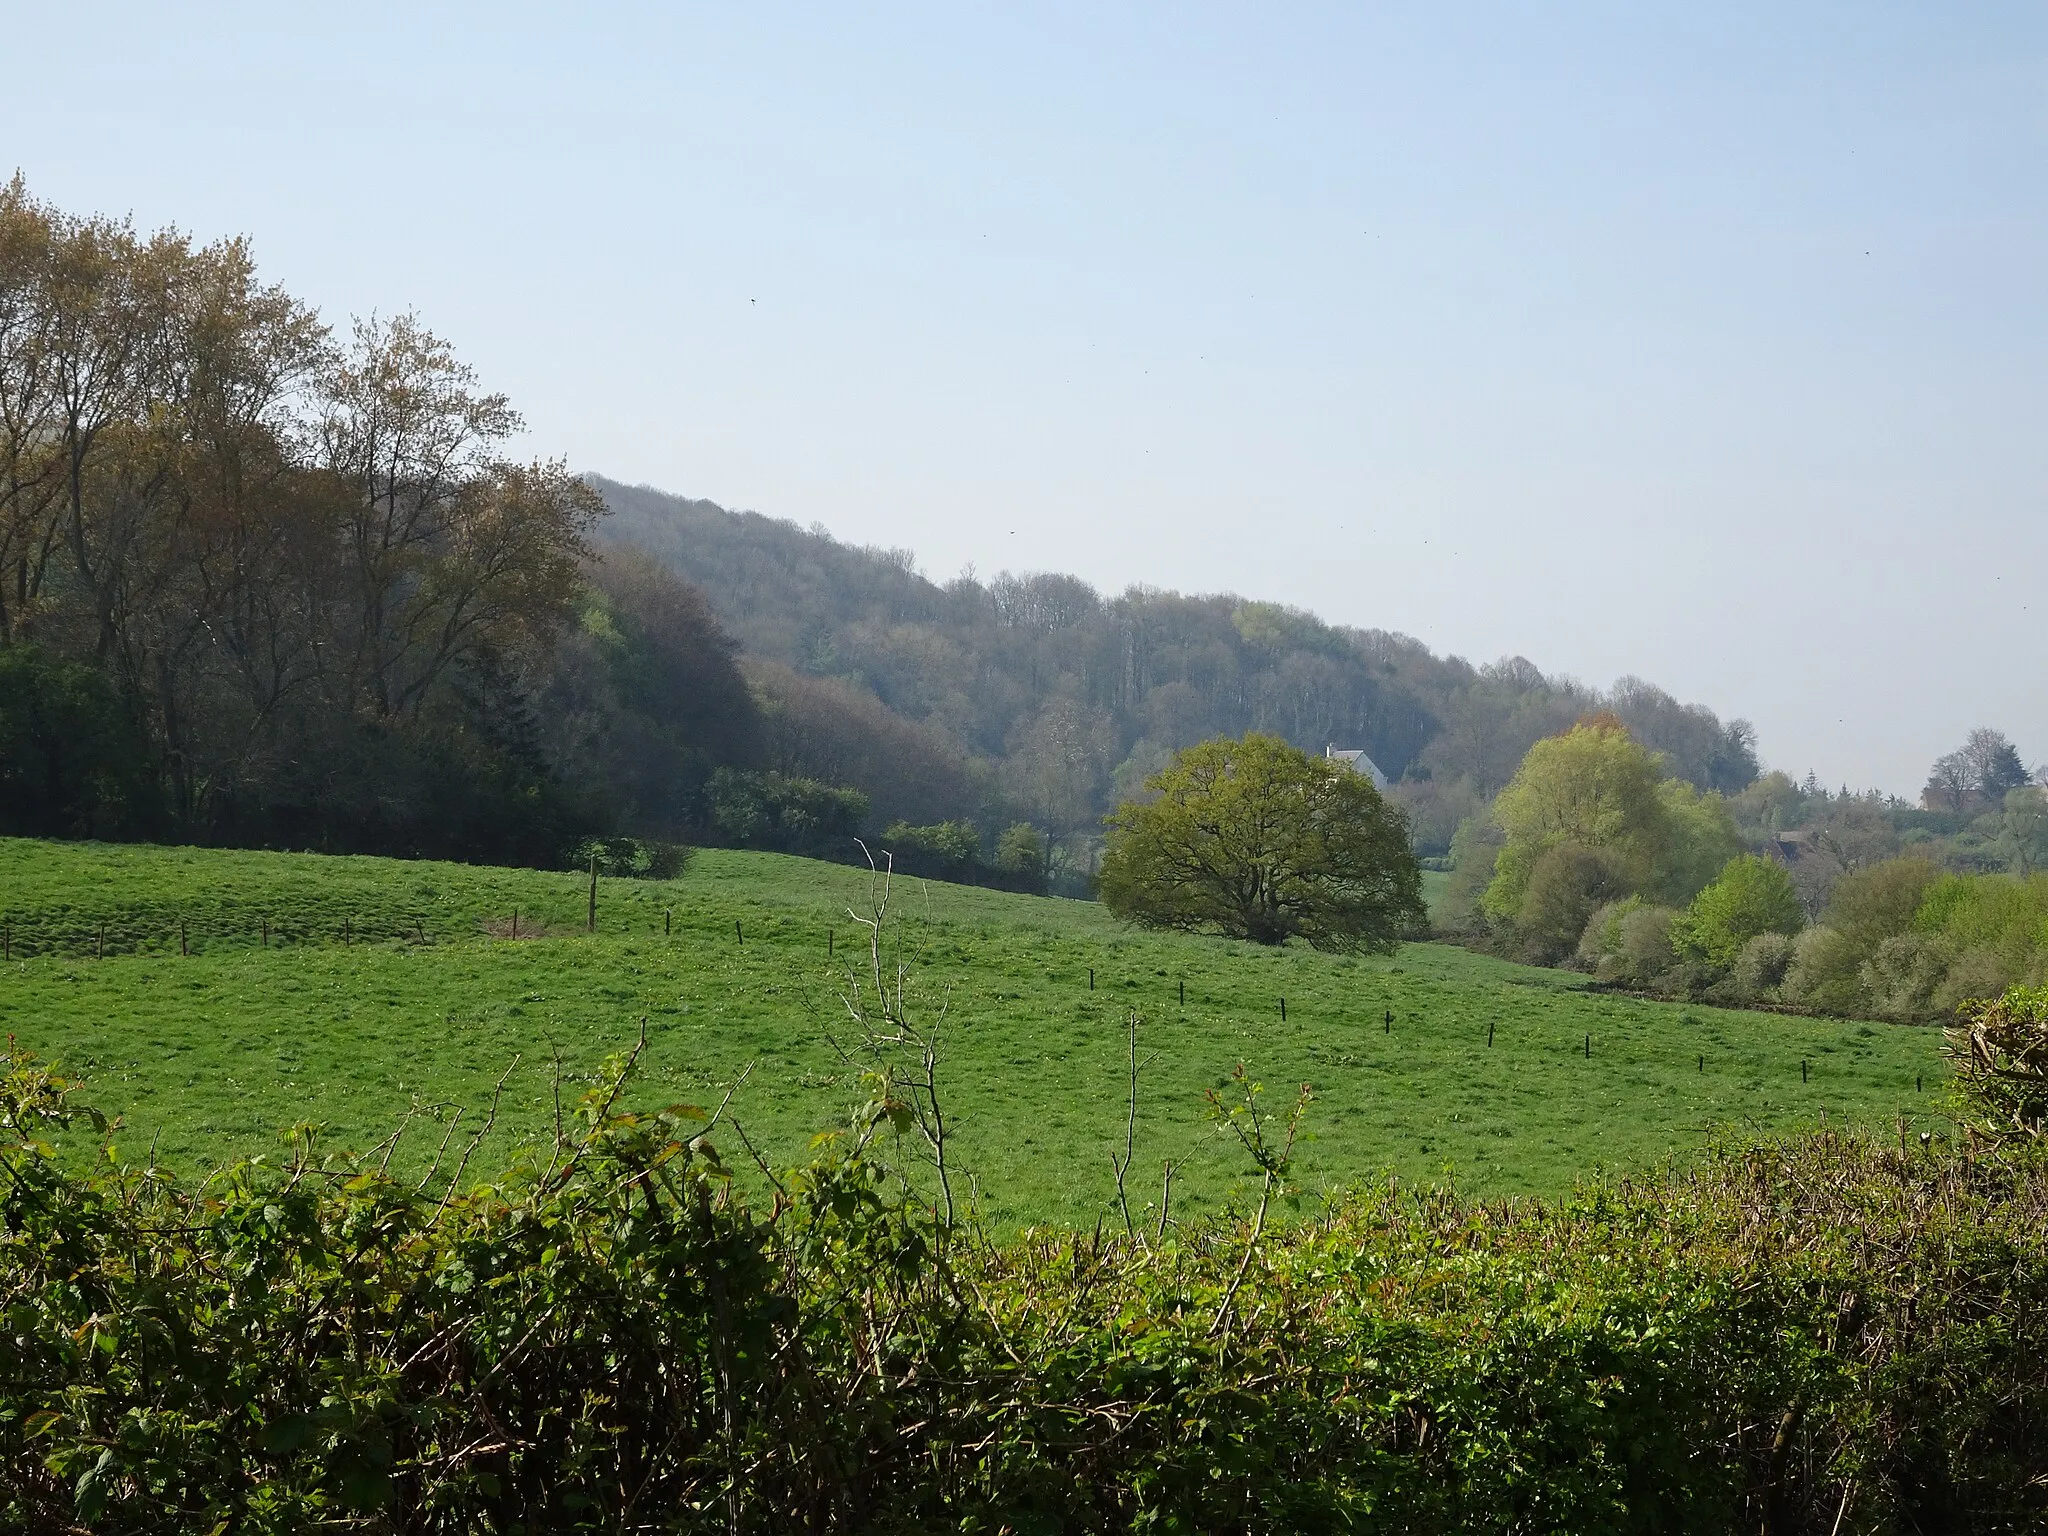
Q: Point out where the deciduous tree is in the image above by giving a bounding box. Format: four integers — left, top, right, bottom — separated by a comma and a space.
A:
1481, 718, 1670, 922
1099, 733, 1423, 950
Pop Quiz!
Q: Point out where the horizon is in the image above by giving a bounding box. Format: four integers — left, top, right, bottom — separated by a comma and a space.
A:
6, 3, 2044, 798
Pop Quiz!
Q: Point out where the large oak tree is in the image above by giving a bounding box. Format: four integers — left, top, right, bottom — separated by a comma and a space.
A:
1098, 732, 1424, 951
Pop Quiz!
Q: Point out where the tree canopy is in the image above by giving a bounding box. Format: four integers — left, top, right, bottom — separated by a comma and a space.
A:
1675, 855, 1805, 969
0, 179, 762, 861
1481, 718, 1673, 922
1470, 717, 1743, 962
1098, 734, 1424, 951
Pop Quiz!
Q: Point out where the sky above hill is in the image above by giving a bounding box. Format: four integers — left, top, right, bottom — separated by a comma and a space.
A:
6, 3, 2043, 795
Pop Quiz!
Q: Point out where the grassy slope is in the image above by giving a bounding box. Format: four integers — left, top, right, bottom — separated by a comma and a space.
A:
0, 839, 1946, 1226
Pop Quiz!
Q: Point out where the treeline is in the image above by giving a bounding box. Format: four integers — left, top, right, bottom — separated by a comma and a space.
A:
8, 996, 2048, 1529
593, 478, 1762, 871
1448, 717, 2048, 1019
0, 182, 945, 874
0, 179, 610, 859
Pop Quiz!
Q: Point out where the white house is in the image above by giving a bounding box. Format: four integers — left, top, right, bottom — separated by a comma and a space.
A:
1324, 745, 1388, 789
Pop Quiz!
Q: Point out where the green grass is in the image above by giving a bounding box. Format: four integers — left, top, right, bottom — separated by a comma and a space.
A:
0, 838, 1948, 1227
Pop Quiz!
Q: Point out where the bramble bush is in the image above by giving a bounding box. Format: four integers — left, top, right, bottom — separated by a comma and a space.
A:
5, 1019, 2048, 1533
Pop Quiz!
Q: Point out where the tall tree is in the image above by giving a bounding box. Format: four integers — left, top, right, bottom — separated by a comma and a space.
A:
1924, 728, 2032, 813
1480, 717, 1673, 923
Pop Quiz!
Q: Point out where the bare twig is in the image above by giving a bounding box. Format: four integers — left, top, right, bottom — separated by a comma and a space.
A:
1109, 1009, 1143, 1242
435, 1056, 520, 1215
837, 843, 960, 1227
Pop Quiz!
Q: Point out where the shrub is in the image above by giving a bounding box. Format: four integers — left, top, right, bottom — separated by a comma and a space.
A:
880, 818, 981, 865
1861, 931, 1954, 1022
1515, 843, 1631, 964
7, 1041, 2048, 1531
1577, 897, 1680, 987
569, 835, 693, 879
705, 767, 869, 854
1674, 855, 1803, 971
1576, 898, 1636, 973
1826, 856, 1941, 951
876, 818, 1042, 895
1934, 945, 2024, 1017
1725, 931, 1796, 1004
1949, 985, 2048, 1142
992, 821, 1045, 877
1780, 924, 1865, 1016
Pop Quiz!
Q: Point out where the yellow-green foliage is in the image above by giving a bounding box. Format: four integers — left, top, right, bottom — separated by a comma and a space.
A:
1483, 722, 1671, 920
1676, 856, 1804, 969
1783, 863, 2048, 1022
1917, 873, 2048, 970
1480, 722, 1740, 929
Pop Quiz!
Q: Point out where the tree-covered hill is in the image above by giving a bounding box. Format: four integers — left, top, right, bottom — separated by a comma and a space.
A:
591, 476, 1760, 859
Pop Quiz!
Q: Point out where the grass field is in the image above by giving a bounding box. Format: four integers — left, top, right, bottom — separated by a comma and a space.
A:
0, 838, 1949, 1227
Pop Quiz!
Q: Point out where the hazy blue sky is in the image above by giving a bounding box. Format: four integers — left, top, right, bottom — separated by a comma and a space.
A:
7, 3, 2043, 794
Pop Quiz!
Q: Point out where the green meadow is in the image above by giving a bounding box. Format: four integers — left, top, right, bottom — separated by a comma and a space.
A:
0, 838, 1947, 1226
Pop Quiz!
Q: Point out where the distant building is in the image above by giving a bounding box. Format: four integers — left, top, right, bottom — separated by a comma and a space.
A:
1763, 830, 1812, 866
1324, 745, 1388, 789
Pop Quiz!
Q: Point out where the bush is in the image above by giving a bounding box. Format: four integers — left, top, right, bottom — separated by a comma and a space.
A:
1861, 930, 1953, 1022
1577, 897, 1680, 987
705, 767, 870, 855
1780, 924, 1865, 1015
569, 836, 693, 879
993, 821, 1045, 877
1674, 855, 1803, 971
881, 818, 981, 865
1516, 843, 1631, 964
1576, 898, 1635, 973
1950, 985, 2048, 1142
7, 1043, 2048, 1531
1726, 932, 1796, 1004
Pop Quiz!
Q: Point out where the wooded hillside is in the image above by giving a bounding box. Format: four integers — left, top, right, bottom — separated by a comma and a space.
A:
593, 476, 1760, 862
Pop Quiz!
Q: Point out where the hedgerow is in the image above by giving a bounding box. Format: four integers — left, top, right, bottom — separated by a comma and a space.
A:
4, 1019, 2046, 1533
